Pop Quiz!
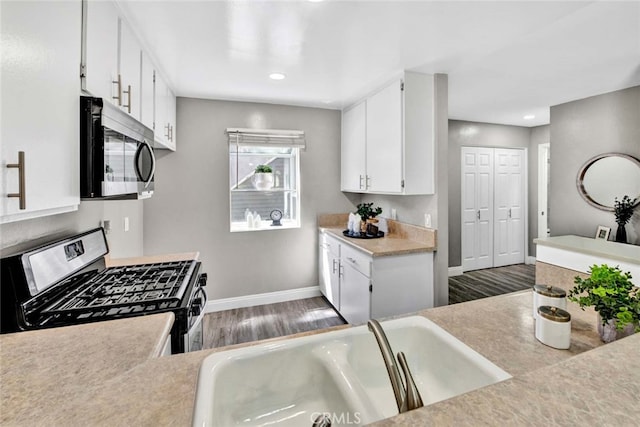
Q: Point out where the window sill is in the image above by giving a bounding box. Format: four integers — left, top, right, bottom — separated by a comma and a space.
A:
230, 221, 300, 233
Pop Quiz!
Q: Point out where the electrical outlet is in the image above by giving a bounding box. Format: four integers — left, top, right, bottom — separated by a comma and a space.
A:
424, 213, 432, 228
101, 220, 111, 234
390, 209, 397, 220
124, 217, 130, 232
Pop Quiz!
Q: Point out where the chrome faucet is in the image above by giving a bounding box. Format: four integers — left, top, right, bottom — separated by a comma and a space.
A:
367, 319, 424, 413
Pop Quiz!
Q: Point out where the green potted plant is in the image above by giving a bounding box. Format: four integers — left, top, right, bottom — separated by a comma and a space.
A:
252, 164, 274, 190
356, 202, 382, 233
613, 195, 637, 243
568, 264, 640, 343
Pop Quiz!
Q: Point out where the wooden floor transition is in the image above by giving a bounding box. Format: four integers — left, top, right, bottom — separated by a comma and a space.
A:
203, 263, 536, 349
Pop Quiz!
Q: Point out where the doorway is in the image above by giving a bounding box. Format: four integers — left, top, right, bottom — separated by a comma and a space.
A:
461, 147, 527, 272
538, 143, 550, 238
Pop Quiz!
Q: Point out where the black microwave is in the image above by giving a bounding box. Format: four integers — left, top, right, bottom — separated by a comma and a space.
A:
80, 96, 155, 200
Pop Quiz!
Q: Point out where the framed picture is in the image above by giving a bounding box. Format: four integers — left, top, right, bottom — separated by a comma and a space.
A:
595, 226, 611, 241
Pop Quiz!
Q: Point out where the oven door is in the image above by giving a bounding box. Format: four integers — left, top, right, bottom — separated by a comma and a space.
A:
184, 285, 207, 352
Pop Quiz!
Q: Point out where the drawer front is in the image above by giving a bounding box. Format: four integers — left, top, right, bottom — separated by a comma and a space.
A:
319, 232, 340, 257
341, 243, 371, 277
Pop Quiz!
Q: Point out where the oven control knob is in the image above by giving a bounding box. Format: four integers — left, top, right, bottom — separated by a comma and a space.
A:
198, 273, 208, 287
191, 299, 203, 316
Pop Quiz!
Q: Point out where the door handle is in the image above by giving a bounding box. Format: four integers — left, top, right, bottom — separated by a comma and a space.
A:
7, 151, 26, 209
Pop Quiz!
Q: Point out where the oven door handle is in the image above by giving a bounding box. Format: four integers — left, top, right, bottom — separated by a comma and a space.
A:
133, 139, 156, 188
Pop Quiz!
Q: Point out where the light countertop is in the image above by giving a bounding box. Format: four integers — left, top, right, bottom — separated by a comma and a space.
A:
534, 235, 640, 265
2, 288, 639, 425
318, 213, 437, 257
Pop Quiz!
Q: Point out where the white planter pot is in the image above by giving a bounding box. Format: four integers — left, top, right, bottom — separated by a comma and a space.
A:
597, 314, 637, 343
252, 173, 274, 190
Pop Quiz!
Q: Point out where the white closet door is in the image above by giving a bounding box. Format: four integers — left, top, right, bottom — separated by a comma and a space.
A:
494, 149, 525, 267
461, 147, 494, 271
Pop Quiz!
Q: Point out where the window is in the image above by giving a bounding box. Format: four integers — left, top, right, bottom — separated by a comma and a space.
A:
227, 129, 304, 232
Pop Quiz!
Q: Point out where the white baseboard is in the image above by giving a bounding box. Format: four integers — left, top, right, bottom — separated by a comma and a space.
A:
526, 256, 536, 265
204, 286, 322, 313
448, 266, 463, 277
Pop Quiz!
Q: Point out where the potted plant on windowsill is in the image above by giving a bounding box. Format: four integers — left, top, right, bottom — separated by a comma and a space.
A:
252, 164, 274, 190
568, 264, 640, 343
356, 202, 383, 233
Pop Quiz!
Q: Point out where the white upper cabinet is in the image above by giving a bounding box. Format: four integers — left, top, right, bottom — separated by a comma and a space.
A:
366, 79, 403, 193
154, 71, 177, 151
140, 51, 155, 130
341, 101, 367, 192
341, 71, 435, 195
117, 18, 142, 120
1, 0, 81, 223
81, 0, 119, 104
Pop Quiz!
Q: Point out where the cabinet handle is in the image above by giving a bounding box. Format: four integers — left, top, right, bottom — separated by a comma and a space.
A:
122, 84, 132, 113
7, 151, 26, 210
112, 74, 122, 106
508, 208, 512, 219
477, 210, 480, 220
366, 175, 371, 189
346, 257, 357, 264
169, 124, 173, 142
339, 264, 344, 278
359, 174, 364, 190
165, 123, 170, 140
332, 259, 337, 274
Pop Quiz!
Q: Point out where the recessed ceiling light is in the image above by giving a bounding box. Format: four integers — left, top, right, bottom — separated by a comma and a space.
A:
523, 114, 535, 120
269, 73, 286, 80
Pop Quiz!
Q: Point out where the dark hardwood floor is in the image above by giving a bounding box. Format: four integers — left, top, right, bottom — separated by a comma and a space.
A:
203, 296, 345, 349
202, 264, 536, 348
448, 263, 535, 304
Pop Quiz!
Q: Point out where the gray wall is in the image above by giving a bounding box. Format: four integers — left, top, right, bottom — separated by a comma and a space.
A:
447, 120, 532, 267
549, 86, 640, 244
0, 200, 143, 257
357, 74, 449, 307
528, 125, 550, 256
143, 98, 355, 300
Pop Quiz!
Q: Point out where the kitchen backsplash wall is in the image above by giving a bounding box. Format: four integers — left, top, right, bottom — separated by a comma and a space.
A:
0, 200, 143, 258
143, 98, 354, 301
549, 85, 640, 245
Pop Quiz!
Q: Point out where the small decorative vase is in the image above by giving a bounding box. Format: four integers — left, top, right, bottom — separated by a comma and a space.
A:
615, 223, 627, 243
597, 314, 636, 343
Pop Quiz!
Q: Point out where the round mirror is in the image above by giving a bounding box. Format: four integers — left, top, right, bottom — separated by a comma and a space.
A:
577, 153, 640, 211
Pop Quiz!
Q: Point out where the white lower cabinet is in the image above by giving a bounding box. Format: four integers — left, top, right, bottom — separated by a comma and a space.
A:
319, 231, 434, 324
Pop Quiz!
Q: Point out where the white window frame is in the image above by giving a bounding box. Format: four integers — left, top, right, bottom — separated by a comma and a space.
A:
227, 128, 304, 233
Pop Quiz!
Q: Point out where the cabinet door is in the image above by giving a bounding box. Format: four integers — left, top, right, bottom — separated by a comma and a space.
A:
341, 101, 366, 192
1, 1, 80, 223
118, 18, 142, 120
366, 80, 403, 193
339, 264, 370, 325
140, 51, 155, 130
82, 0, 119, 103
166, 86, 177, 150
154, 71, 173, 149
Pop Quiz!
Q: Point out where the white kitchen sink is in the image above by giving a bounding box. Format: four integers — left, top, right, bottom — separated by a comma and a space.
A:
192, 316, 511, 426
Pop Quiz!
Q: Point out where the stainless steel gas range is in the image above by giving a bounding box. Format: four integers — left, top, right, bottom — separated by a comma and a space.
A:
0, 228, 207, 354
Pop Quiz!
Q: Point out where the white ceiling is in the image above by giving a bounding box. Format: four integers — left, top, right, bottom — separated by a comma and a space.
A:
117, 0, 640, 127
